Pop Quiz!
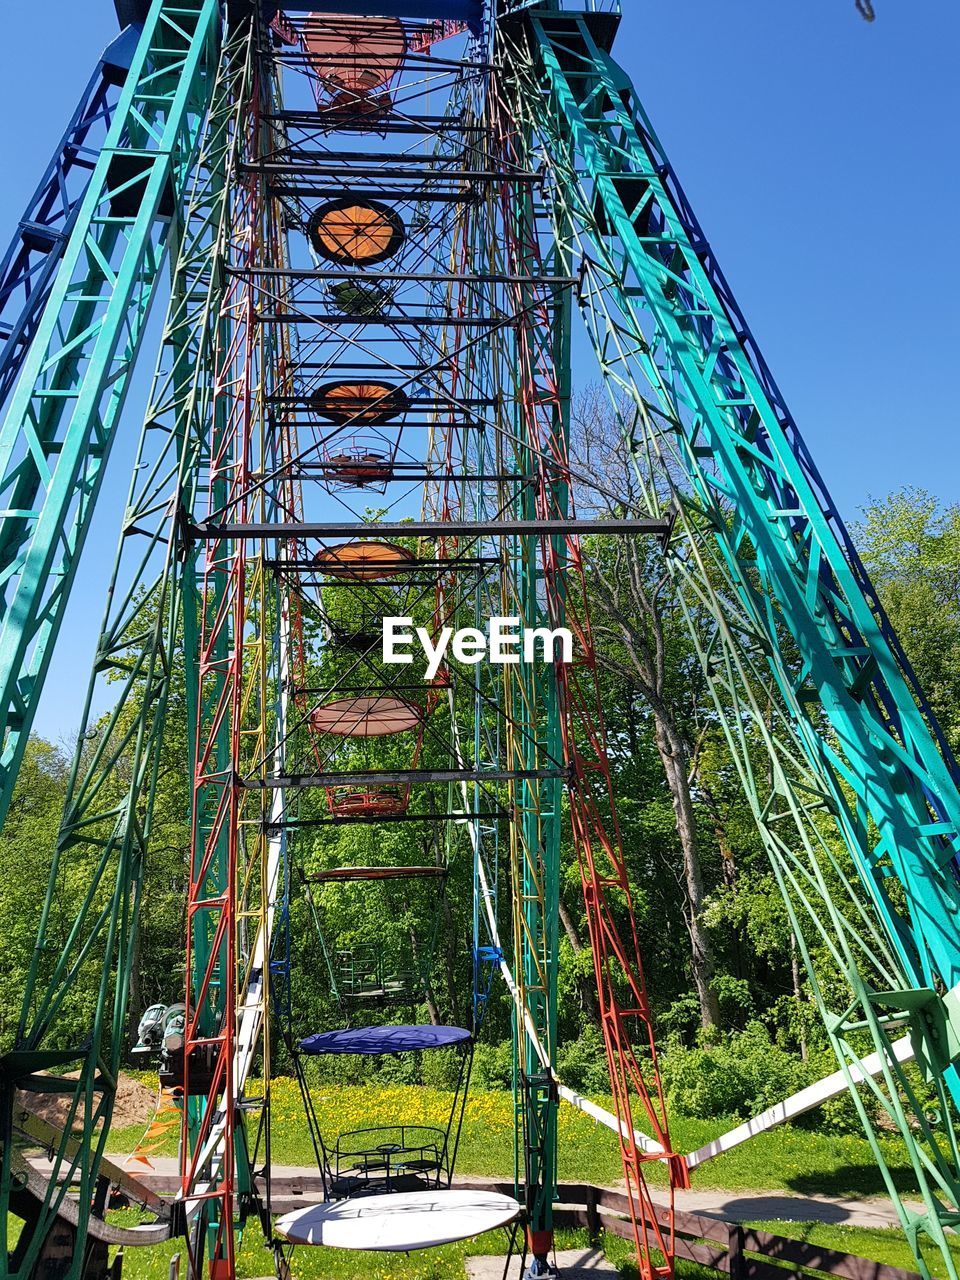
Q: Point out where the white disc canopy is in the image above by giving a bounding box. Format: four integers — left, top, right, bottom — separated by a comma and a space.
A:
275, 1190, 521, 1251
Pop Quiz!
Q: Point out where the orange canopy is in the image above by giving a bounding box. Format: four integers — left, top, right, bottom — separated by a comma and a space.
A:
308, 199, 405, 266
312, 380, 408, 426
304, 14, 407, 93
314, 540, 414, 581
310, 695, 422, 737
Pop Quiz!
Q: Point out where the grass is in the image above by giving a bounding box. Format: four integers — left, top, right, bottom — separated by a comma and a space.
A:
746, 1220, 960, 1276
111, 1222, 588, 1280
113, 1220, 944, 1280
106, 1077, 921, 1198
100, 1076, 935, 1278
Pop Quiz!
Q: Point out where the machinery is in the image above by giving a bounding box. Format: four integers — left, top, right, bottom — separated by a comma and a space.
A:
0, 3, 957, 1279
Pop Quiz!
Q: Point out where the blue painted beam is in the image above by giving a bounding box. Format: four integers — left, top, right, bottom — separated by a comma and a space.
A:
0, 25, 141, 414
232, 1, 484, 38
118, 1, 486, 33
276, 0, 481, 14
0, 0, 220, 829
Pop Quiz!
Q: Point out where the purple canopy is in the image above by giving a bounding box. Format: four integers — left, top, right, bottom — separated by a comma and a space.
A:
299, 1024, 472, 1056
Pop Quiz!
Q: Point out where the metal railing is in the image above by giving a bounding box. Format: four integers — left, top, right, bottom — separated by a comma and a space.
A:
500, 0, 621, 14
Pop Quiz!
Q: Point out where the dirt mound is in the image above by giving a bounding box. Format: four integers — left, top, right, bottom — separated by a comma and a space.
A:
17, 1072, 158, 1133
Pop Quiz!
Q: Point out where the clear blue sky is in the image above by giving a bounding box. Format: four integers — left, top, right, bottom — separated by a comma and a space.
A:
0, 1, 957, 743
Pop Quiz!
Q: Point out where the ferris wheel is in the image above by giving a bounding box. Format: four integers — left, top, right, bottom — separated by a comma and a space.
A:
0, 4, 955, 1280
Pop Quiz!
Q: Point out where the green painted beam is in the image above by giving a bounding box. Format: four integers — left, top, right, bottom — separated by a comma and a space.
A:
500, 10, 960, 1276
0, 0, 220, 832
0, 16, 254, 1277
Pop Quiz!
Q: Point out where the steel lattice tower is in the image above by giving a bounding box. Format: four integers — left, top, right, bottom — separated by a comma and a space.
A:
0, 4, 957, 1280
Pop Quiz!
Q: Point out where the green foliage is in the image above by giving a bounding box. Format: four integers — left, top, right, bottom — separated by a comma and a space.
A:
556, 1026, 614, 1096
703, 877, 792, 961
471, 1040, 513, 1090
660, 1023, 824, 1121
0, 738, 70, 1047
853, 486, 960, 755
6, 483, 958, 1173
658, 995, 703, 1040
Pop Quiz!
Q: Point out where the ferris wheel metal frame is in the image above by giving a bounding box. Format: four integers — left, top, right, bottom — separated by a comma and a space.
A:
0, 3, 956, 1279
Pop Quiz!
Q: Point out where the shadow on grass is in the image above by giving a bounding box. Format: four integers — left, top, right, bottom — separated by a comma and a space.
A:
707, 1194, 856, 1225
784, 1161, 918, 1201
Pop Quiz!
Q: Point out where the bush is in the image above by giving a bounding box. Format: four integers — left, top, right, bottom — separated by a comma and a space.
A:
471, 1031, 615, 1096
660, 1022, 820, 1119
467, 1025, 871, 1138
420, 1045, 468, 1089
657, 995, 701, 1040
472, 1040, 513, 1090
556, 1026, 614, 1097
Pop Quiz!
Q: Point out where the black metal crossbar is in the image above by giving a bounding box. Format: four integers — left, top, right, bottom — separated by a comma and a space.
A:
194, 518, 672, 539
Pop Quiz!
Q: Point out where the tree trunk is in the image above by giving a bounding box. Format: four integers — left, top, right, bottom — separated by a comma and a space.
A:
695, 772, 742, 977
559, 896, 599, 1022
409, 926, 441, 1025
653, 716, 720, 1029
558, 897, 583, 951
126, 913, 143, 1058
441, 896, 461, 1027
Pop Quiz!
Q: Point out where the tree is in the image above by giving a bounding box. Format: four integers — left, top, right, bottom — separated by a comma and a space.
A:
0, 738, 71, 1049
853, 487, 960, 757
570, 388, 721, 1029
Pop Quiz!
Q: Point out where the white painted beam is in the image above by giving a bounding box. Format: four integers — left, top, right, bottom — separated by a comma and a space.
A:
684, 1035, 916, 1170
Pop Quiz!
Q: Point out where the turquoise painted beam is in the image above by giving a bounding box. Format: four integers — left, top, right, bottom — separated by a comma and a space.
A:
521, 5, 960, 1031
502, 12, 960, 1274
0, 0, 220, 830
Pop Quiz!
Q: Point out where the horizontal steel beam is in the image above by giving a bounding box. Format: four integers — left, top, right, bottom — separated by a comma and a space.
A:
293, 683, 446, 695
267, 185, 489, 203
231, 268, 575, 285
265, 147, 487, 164
256, 313, 510, 327
265, 809, 506, 830
245, 768, 570, 789
294, 466, 534, 482
310, 866, 448, 881
279, 361, 485, 375
265, 112, 485, 135
270, 558, 496, 572
193, 518, 671, 540
273, 1, 482, 17
249, 164, 540, 182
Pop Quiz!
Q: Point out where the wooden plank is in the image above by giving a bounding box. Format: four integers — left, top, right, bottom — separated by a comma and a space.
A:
468, 1179, 521, 1198
677, 1240, 731, 1271
16, 1105, 169, 1215
743, 1258, 920, 1280
593, 1186, 731, 1243
551, 1204, 729, 1272
743, 1230, 923, 1280
271, 1196, 325, 1215
744, 1259, 809, 1280
728, 1222, 745, 1280
11, 1152, 169, 1247
551, 1207, 593, 1231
